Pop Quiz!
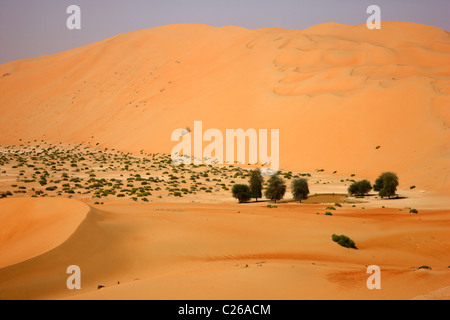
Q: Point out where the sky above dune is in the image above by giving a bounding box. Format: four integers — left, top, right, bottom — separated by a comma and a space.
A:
0, 0, 449, 64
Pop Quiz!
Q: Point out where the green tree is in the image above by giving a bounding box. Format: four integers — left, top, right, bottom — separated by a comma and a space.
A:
373, 172, 399, 199
264, 175, 286, 203
232, 184, 251, 203
348, 179, 372, 196
249, 169, 264, 201
291, 178, 309, 202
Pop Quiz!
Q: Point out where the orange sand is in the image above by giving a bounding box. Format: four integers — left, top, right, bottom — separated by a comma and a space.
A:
0, 200, 448, 300
0, 22, 448, 195
0, 198, 88, 268
0, 22, 449, 300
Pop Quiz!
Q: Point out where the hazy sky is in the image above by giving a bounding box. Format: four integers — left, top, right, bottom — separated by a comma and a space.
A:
1, 0, 449, 64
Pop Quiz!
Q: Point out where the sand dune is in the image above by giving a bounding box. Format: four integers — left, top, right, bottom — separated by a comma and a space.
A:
0, 198, 88, 268
0, 201, 448, 300
0, 21, 449, 300
0, 21, 448, 194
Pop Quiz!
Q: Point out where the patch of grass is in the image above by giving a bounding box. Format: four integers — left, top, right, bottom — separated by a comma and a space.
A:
331, 234, 357, 249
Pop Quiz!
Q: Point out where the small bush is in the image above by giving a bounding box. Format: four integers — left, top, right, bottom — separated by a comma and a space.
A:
409, 208, 418, 214
325, 212, 333, 216
331, 234, 357, 249
232, 184, 251, 203
348, 180, 372, 196
417, 265, 432, 270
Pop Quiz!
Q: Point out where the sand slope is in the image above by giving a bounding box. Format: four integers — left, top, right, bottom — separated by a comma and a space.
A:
0, 201, 448, 300
0, 197, 88, 268
0, 22, 449, 194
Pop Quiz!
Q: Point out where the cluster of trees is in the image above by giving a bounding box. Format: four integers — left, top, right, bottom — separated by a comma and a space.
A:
348, 172, 399, 199
232, 169, 309, 203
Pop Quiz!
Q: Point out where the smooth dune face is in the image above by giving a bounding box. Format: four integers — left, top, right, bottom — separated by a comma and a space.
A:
0, 198, 89, 268
0, 22, 449, 194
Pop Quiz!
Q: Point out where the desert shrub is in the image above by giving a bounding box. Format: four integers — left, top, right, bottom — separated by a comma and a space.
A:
46, 186, 58, 191
325, 212, 333, 216
291, 178, 309, 202
326, 206, 336, 210
417, 266, 432, 270
348, 180, 372, 196
264, 175, 286, 203
232, 184, 251, 203
334, 203, 342, 207
374, 172, 399, 198
332, 234, 357, 249
249, 169, 264, 201
409, 208, 418, 214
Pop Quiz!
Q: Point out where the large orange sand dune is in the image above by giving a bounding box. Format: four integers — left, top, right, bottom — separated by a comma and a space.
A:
0, 22, 449, 194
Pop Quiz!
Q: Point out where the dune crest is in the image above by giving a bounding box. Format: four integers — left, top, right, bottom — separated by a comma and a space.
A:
0, 197, 89, 268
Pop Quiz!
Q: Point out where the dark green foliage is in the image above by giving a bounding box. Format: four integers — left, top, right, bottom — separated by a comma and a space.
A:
291, 178, 309, 202
264, 175, 286, 203
249, 169, 264, 201
409, 208, 418, 214
332, 234, 357, 249
232, 184, 251, 203
348, 179, 372, 196
374, 172, 399, 198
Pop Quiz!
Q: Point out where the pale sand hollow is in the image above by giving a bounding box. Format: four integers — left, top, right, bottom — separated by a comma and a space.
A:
0, 197, 88, 268
0, 199, 448, 300
0, 21, 449, 195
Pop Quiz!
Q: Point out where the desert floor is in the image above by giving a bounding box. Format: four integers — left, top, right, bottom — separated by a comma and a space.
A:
0, 142, 449, 300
